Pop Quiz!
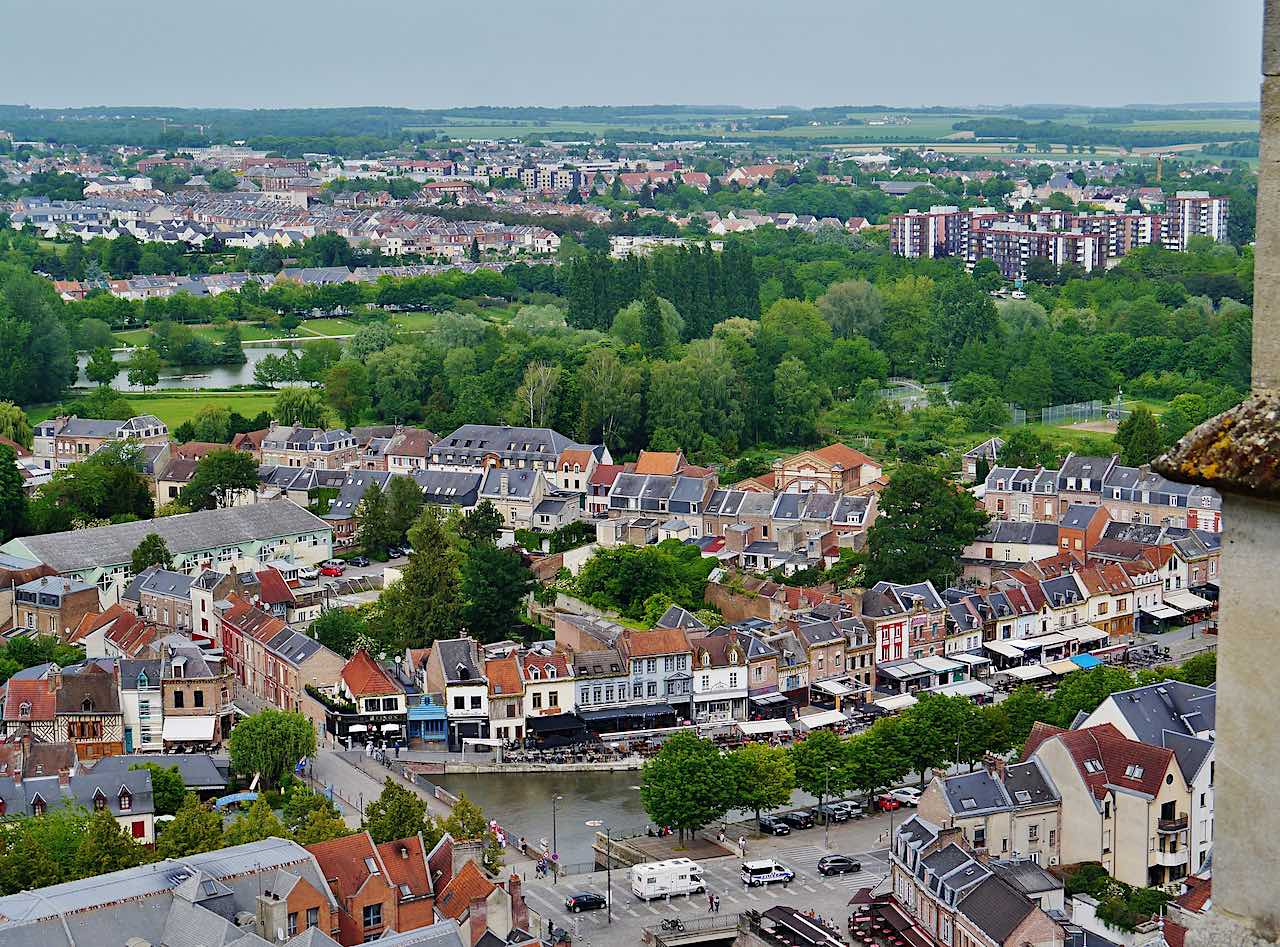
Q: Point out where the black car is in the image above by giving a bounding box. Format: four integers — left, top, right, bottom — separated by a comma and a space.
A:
817, 855, 863, 876
350, 555, 370, 567
758, 814, 791, 836
780, 809, 815, 829
386, 547, 403, 559
815, 802, 851, 823
565, 892, 608, 912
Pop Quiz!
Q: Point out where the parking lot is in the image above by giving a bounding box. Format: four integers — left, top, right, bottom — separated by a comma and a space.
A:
518, 810, 905, 943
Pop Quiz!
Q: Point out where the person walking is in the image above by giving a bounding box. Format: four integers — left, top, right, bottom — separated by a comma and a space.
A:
714, 895, 721, 913
738, 835, 747, 857
707, 892, 714, 912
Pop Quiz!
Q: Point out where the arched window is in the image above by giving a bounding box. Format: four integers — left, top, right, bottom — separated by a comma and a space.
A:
701, 653, 711, 668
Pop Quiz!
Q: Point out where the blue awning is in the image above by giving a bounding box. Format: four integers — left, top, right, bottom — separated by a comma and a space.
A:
1071, 653, 1103, 669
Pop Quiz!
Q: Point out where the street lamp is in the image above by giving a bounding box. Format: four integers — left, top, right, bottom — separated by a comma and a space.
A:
824, 765, 837, 851
585, 819, 613, 925
552, 795, 564, 881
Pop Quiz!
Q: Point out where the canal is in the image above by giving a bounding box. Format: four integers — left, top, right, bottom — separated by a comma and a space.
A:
431, 770, 647, 867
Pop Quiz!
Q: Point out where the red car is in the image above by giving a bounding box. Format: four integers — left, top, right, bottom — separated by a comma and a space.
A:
320, 565, 345, 577
874, 794, 902, 812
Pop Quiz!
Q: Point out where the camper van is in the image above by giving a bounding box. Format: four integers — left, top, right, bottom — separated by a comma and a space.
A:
630, 858, 706, 900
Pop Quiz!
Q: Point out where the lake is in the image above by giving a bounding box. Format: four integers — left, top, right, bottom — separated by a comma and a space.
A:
75, 344, 302, 391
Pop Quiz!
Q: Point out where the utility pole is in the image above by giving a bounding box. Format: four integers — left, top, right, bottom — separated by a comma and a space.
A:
552, 794, 563, 882
586, 819, 613, 924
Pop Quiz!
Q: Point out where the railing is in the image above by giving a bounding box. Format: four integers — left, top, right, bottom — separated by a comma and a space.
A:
646, 912, 743, 945
1158, 815, 1189, 833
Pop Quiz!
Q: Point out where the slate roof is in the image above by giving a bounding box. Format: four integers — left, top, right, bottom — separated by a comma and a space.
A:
83, 752, 227, 790
56, 665, 121, 715
957, 875, 1036, 943
436, 639, 483, 684
431, 424, 581, 465
412, 469, 482, 507
323, 470, 392, 522
4, 500, 329, 573
1097, 680, 1216, 743
479, 467, 538, 499
0, 767, 153, 819
123, 566, 198, 604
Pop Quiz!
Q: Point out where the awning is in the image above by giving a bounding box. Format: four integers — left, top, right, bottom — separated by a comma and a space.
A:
1063, 626, 1110, 644
1142, 604, 1182, 619
930, 679, 993, 698
877, 693, 918, 712
984, 640, 1027, 659
796, 709, 847, 729
1003, 664, 1052, 681
1045, 658, 1082, 676
812, 679, 854, 697
750, 692, 789, 706
1022, 632, 1073, 649
877, 661, 932, 680
527, 713, 585, 734
347, 724, 368, 733
951, 653, 991, 667
163, 716, 215, 741
737, 718, 794, 736
916, 656, 964, 674
1071, 653, 1104, 669
1164, 590, 1214, 612
380, 723, 401, 732
580, 702, 676, 723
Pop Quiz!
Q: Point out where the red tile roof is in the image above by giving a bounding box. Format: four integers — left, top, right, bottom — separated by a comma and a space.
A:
558, 448, 594, 470
621, 627, 691, 658
307, 831, 386, 901
342, 649, 402, 697
2, 678, 56, 722
485, 656, 523, 698
521, 653, 569, 683
435, 859, 496, 920
813, 443, 877, 470
588, 464, 624, 488
255, 567, 297, 606
377, 834, 434, 899
633, 451, 684, 476
1176, 875, 1211, 913
1029, 722, 1176, 800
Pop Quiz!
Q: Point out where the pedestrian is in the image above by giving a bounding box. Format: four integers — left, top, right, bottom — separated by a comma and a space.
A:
395, 742, 401, 759
738, 835, 747, 857
714, 895, 721, 913
707, 892, 714, 912
783, 875, 790, 890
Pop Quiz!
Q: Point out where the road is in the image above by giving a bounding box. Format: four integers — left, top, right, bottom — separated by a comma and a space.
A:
518, 826, 896, 944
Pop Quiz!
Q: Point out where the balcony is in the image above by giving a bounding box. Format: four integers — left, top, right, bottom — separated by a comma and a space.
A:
1151, 845, 1189, 868
1158, 815, 1189, 833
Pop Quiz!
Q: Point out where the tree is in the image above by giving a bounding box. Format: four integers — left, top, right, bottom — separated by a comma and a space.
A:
894, 694, 969, 787
273, 386, 327, 427
1000, 685, 1055, 752
190, 404, 231, 443
223, 797, 289, 847
0, 401, 33, 449
131, 533, 174, 573
0, 445, 27, 542
126, 348, 162, 390
845, 719, 910, 797
457, 500, 505, 546
1049, 667, 1137, 728
363, 777, 436, 845
1115, 405, 1162, 466
156, 793, 225, 857
727, 743, 795, 822
228, 709, 316, 789
311, 607, 368, 658
179, 449, 259, 510
461, 543, 533, 642
74, 809, 152, 878
375, 506, 463, 650
325, 359, 371, 428
864, 465, 990, 588
1, 822, 65, 893
385, 475, 425, 545
132, 762, 184, 815
27, 441, 154, 533
790, 730, 849, 811
817, 279, 884, 339
356, 481, 397, 559
283, 782, 348, 844
442, 794, 500, 873
85, 347, 120, 387
640, 732, 733, 841
998, 428, 1053, 469
772, 357, 821, 445
512, 360, 561, 428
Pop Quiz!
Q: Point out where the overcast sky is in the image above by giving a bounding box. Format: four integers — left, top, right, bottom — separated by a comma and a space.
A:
0, 0, 1263, 109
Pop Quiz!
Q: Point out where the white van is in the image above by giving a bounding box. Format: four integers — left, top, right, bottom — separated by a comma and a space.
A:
630, 857, 706, 900
741, 859, 796, 887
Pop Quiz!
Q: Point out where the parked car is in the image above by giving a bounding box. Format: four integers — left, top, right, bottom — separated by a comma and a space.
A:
741, 859, 795, 887
298, 567, 319, 581
757, 814, 791, 836
817, 855, 863, 876
564, 892, 607, 913
319, 563, 345, 577
830, 800, 865, 820
816, 802, 851, 824
386, 546, 404, 559
873, 794, 902, 813
780, 809, 815, 830
889, 787, 922, 808
350, 555, 370, 568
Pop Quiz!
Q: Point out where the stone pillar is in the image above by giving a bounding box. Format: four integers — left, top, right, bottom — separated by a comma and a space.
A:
1171, 4, 1280, 945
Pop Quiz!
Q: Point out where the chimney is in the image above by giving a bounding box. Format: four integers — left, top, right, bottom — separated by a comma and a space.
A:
468, 896, 489, 947
508, 875, 528, 931
982, 752, 1007, 781
399, 844, 409, 860
57, 768, 70, 787
499, 474, 509, 496
451, 839, 486, 879
47, 666, 61, 694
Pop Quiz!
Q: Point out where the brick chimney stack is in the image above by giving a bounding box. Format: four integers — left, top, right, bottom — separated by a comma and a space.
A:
468, 896, 488, 947
508, 876, 528, 931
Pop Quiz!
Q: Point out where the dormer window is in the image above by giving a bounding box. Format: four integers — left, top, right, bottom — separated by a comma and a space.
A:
18, 702, 30, 718
81, 697, 94, 713
528, 666, 539, 680
545, 665, 556, 679
729, 651, 739, 665
137, 671, 148, 687
93, 789, 108, 811
119, 789, 132, 812
702, 653, 711, 668
32, 796, 45, 817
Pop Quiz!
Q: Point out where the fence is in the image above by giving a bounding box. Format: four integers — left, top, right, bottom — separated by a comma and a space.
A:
1006, 399, 1131, 427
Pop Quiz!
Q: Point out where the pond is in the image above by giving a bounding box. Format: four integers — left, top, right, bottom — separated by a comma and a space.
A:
75, 344, 303, 391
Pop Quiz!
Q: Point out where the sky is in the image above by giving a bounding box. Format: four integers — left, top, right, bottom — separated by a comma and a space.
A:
0, 0, 1264, 110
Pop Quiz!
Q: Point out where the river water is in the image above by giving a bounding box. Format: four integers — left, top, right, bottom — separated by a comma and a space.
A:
432, 770, 648, 866
74, 344, 303, 391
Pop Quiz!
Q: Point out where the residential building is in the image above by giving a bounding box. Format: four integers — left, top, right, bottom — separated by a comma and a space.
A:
983, 466, 1061, 523
477, 467, 549, 531
32, 414, 168, 471
1, 500, 333, 604
0, 766, 155, 843
486, 655, 525, 743
570, 647, 629, 721
119, 658, 163, 752
261, 424, 359, 470
384, 428, 439, 473
520, 649, 573, 719
53, 663, 125, 760
423, 638, 489, 752
11, 575, 99, 639
323, 470, 394, 545
1024, 721, 1195, 888
322, 650, 407, 747
412, 469, 483, 511
918, 756, 1062, 865
772, 443, 882, 493
962, 437, 1004, 483
428, 424, 608, 475
687, 630, 749, 723
1166, 191, 1229, 249
161, 639, 233, 748
862, 580, 948, 664
618, 627, 693, 719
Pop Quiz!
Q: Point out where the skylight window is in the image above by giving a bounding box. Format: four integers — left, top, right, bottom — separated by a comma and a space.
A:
1084, 759, 1103, 774
1124, 764, 1144, 779
365, 856, 380, 874
960, 798, 977, 810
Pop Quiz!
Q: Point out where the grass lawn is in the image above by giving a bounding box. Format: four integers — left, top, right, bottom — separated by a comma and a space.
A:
120, 391, 279, 427
298, 318, 361, 337
113, 328, 152, 347
389, 311, 439, 332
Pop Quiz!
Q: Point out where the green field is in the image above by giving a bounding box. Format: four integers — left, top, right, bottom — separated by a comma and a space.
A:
389, 311, 439, 331
117, 391, 279, 427
297, 318, 361, 337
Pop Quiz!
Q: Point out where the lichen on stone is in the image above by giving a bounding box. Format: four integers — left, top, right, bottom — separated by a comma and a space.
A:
1153, 391, 1280, 500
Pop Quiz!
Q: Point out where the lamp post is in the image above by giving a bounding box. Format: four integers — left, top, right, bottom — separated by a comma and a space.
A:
824, 765, 836, 851
585, 819, 612, 924
552, 794, 563, 881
